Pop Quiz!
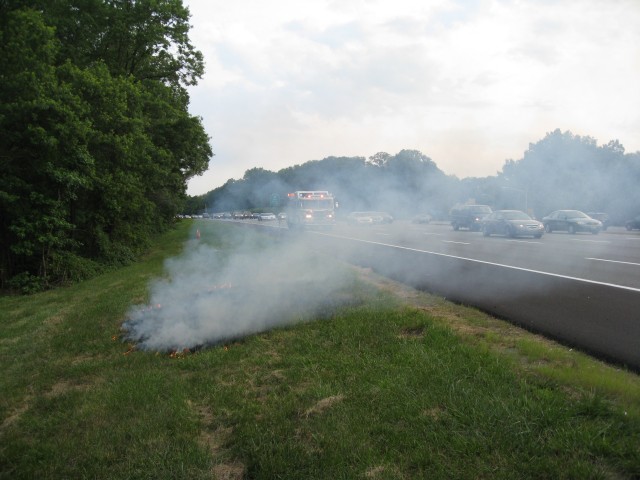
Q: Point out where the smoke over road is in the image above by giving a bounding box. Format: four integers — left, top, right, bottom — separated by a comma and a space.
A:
121, 230, 352, 352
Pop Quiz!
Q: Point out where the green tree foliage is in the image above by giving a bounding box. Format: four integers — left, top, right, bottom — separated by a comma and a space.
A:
0, 1, 212, 291
198, 132, 638, 225
203, 151, 456, 219
499, 129, 640, 221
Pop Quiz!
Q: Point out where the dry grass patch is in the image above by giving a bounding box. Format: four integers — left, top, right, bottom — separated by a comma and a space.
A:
398, 325, 425, 337
303, 394, 345, 417
0, 399, 30, 432
210, 461, 245, 480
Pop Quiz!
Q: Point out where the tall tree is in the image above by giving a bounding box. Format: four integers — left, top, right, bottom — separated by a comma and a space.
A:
0, 1, 212, 290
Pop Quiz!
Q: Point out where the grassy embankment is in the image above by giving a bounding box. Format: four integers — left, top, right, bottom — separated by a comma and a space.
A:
1, 220, 639, 479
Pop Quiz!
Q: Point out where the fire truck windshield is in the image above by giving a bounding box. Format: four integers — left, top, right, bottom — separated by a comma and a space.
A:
299, 199, 333, 209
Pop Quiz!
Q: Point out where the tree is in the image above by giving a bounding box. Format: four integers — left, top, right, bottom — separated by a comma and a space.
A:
0, 9, 95, 288
0, 2, 212, 290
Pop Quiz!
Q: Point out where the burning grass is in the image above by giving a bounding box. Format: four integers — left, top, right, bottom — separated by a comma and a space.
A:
1, 220, 640, 479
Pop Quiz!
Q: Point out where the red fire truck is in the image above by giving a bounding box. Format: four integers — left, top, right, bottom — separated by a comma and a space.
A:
285, 191, 336, 229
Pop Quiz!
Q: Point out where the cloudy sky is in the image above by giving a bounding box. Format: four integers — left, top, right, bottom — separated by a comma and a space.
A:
184, 0, 640, 196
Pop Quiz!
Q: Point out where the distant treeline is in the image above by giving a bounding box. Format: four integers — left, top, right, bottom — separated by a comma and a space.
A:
191, 130, 640, 225
0, 1, 212, 292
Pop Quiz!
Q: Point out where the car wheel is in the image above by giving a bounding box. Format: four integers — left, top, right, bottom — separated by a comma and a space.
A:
626, 224, 632, 231
545, 224, 552, 233
534, 234, 542, 239
483, 226, 490, 237
453, 223, 459, 231
568, 224, 576, 234
592, 229, 599, 235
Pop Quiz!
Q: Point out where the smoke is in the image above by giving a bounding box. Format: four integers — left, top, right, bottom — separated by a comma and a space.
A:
121, 229, 353, 351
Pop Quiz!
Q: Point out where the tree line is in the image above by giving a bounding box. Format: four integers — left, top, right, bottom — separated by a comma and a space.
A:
193, 130, 639, 226
0, 0, 212, 292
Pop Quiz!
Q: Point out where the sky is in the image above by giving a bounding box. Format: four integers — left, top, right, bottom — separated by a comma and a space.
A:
183, 0, 640, 196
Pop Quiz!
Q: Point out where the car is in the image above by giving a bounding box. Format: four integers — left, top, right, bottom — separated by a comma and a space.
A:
346, 211, 394, 225
411, 213, 432, 224
450, 205, 492, 231
586, 212, 610, 231
626, 215, 640, 231
258, 212, 276, 221
481, 210, 544, 238
542, 210, 602, 234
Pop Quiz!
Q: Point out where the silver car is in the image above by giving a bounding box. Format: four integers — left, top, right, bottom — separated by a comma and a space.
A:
347, 211, 393, 225
482, 210, 544, 238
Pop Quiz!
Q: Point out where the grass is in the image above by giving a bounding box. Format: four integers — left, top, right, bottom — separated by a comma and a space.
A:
1, 220, 639, 479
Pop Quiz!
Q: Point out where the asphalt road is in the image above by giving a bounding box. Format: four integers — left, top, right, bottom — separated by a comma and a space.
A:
237, 218, 640, 370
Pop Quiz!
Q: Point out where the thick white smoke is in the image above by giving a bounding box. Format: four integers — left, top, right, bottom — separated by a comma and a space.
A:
122, 231, 352, 351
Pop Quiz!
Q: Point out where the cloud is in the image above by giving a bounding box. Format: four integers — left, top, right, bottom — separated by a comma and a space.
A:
184, 0, 640, 195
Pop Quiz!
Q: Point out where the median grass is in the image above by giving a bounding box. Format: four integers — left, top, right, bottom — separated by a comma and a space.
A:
1, 221, 639, 479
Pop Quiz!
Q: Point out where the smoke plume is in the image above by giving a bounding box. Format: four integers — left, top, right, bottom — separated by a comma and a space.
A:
121, 230, 352, 351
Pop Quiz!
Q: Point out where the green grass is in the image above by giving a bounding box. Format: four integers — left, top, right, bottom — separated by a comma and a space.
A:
1, 221, 639, 479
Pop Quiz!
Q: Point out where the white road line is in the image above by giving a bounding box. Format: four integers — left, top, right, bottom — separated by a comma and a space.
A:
572, 239, 611, 244
587, 258, 640, 267
506, 239, 542, 244
442, 240, 470, 245
316, 232, 640, 293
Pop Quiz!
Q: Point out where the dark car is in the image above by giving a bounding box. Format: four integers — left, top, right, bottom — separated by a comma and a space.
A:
450, 205, 492, 231
586, 212, 610, 231
481, 210, 544, 238
347, 211, 393, 225
542, 210, 602, 234
626, 215, 640, 231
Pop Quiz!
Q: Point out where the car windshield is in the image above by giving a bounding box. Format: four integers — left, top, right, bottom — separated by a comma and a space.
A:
564, 210, 588, 219
502, 211, 531, 220
301, 199, 333, 209
470, 206, 491, 214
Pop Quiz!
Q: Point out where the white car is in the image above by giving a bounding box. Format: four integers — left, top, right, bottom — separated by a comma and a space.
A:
258, 212, 277, 221
347, 211, 393, 225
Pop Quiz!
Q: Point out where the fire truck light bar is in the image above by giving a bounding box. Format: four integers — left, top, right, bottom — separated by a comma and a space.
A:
290, 191, 330, 199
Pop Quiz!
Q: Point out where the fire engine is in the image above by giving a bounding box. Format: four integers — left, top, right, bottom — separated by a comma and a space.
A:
285, 191, 336, 229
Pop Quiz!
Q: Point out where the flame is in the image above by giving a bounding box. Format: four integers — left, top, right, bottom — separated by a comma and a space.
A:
168, 348, 191, 359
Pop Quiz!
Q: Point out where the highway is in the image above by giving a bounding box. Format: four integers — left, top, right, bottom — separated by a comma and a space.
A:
322, 221, 640, 291
239, 218, 640, 370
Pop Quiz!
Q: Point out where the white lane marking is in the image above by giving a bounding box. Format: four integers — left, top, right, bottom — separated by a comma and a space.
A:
442, 240, 470, 245
587, 258, 640, 267
316, 232, 640, 293
572, 239, 611, 244
506, 239, 542, 244
376, 233, 391, 236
